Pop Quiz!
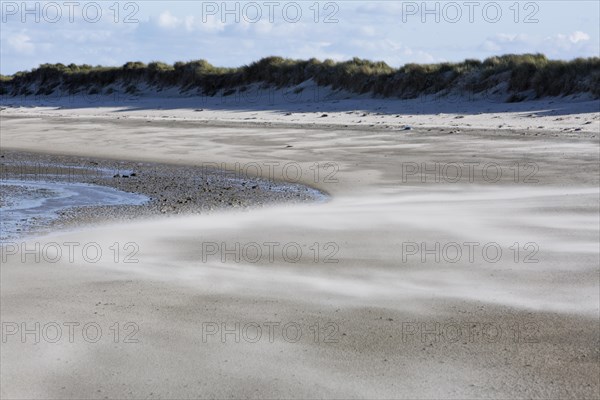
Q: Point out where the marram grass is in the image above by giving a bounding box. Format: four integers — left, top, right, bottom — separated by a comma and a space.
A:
1, 54, 599, 100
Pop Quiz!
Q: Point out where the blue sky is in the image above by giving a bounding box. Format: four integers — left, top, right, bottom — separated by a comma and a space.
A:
1, 1, 598, 74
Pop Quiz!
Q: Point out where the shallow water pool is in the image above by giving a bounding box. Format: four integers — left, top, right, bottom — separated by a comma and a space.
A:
0, 179, 148, 241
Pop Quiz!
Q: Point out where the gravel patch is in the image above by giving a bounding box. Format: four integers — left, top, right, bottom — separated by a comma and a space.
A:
0, 150, 328, 239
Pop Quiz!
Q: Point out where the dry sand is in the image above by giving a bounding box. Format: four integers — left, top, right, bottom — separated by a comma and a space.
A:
1, 87, 599, 136
0, 102, 599, 399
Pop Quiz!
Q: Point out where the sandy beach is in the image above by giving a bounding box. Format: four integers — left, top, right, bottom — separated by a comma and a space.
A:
0, 99, 598, 399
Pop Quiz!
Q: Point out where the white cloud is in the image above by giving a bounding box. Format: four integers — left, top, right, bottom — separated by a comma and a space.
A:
568, 31, 590, 43
481, 40, 501, 52
480, 31, 596, 57
169, 14, 225, 33
184, 16, 195, 32
253, 20, 273, 35
543, 31, 593, 52
346, 39, 435, 65
61, 30, 112, 44
359, 26, 377, 37
7, 33, 35, 54
158, 11, 180, 29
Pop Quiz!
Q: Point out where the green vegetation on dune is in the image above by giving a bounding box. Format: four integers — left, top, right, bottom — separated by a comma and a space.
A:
1, 54, 599, 100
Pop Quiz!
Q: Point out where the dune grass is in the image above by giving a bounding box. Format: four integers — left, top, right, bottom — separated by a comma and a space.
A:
1, 54, 599, 100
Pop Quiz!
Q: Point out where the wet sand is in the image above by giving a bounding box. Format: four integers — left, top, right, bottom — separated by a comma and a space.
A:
0, 178, 148, 241
0, 112, 599, 399
0, 150, 326, 240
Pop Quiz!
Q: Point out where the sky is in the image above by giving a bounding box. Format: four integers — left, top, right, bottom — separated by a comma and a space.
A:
1, 1, 598, 74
